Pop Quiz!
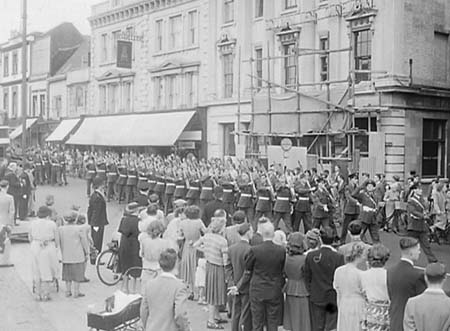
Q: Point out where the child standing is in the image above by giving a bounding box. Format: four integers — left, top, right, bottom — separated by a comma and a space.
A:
195, 251, 207, 305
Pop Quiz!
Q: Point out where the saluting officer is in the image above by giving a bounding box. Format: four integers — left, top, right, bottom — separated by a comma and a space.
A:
85, 156, 97, 197
293, 173, 313, 233
116, 159, 128, 203
273, 175, 295, 232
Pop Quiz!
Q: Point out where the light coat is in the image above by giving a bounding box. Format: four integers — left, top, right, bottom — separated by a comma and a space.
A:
0, 191, 14, 226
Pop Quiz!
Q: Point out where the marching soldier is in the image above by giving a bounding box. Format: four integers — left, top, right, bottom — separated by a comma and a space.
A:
116, 159, 128, 203
186, 176, 201, 206
50, 152, 61, 186
254, 174, 274, 231
96, 157, 107, 186
153, 172, 166, 208
340, 173, 360, 245
220, 176, 237, 216
59, 152, 68, 185
236, 172, 255, 229
34, 151, 43, 185
311, 177, 335, 231
352, 179, 381, 244
125, 160, 138, 203
85, 156, 96, 197
42, 151, 51, 184
199, 170, 215, 215
293, 173, 313, 233
273, 175, 295, 232
106, 158, 118, 202
137, 162, 149, 193
164, 171, 176, 214
173, 171, 187, 201
146, 170, 157, 195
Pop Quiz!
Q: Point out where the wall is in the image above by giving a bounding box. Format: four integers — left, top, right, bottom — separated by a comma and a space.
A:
48, 78, 66, 119
30, 37, 50, 77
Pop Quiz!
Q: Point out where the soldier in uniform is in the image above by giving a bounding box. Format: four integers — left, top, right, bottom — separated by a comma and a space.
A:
352, 179, 381, 244
164, 170, 176, 215
116, 159, 128, 203
273, 175, 295, 232
153, 172, 166, 209
96, 157, 107, 186
293, 173, 313, 233
254, 174, 274, 231
146, 169, 157, 195
173, 171, 187, 201
42, 151, 51, 184
50, 152, 61, 186
186, 175, 201, 206
236, 172, 255, 229
33, 151, 43, 186
106, 158, 118, 202
406, 183, 438, 263
311, 177, 335, 231
85, 156, 97, 197
125, 160, 138, 203
59, 152, 68, 185
137, 162, 149, 195
340, 173, 360, 245
199, 170, 215, 216
220, 175, 237, 217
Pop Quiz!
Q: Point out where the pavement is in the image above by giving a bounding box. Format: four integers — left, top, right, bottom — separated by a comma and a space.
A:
2, 177, 450, 330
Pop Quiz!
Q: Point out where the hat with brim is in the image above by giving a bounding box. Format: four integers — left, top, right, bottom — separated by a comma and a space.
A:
173, 199, 187, 208
125, 202, 141, 214
0, 180, 8, 188
37, 206, 52, 218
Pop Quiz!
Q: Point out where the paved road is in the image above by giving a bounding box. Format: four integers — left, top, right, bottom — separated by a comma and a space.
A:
3, 177, 450, 330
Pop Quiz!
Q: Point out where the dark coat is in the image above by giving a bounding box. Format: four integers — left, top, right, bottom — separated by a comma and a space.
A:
245, 240, 286, 300
294, 180, 312, 212
227, 240, 252, 294
311, 188, 334, 218
134, 193, 149, 207
352, 186, 380, 224
304, 246, 344, 306
344, 181, 360, 215
407, 194, 429, 232
4, 170, 21, 196
87, 191, 108, 227
387, 260, 426, 331
202, 199, 227, 227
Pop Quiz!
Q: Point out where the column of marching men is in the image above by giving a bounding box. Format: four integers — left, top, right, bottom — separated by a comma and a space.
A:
0, 148, 450, 331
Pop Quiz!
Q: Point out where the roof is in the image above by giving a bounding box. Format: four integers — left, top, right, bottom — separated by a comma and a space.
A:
56, 36, 91, 75
66, 111, 195, 147
45, 118, 81, 142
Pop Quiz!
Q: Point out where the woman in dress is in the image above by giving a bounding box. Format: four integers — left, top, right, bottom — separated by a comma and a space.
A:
59, 211, 89, 298
29, 206, 59, 301
193, 215, 228, 330
283, 232, 311, 331
333, 242, 367, 331
179, 205, 206, 297
139, 219, 175, 285
118, 202, 143, 294
360, 244, 391, 331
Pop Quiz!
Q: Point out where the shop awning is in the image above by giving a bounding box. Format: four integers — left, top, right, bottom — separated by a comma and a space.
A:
66, 111, 196, 146
10, 118, 38, 140
45, 118, 81, 142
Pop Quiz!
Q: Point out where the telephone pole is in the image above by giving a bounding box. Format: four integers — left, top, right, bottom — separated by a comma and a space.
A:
20, 0, 27, 157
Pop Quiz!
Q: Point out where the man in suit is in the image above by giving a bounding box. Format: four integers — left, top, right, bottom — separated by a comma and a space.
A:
404, 262, 450, 331
340, 173, 360, 244
387, 237, 426, 331
304, 227, 345, 331
140, 248, 190, 331
245, 220, 286, 331
87, 177, 109, 256
227, 223, 253, 331
3, 162, 21, 222
406, 183, 438, 263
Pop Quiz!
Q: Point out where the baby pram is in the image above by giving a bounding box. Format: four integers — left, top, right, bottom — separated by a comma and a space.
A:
87, 291, 142, 331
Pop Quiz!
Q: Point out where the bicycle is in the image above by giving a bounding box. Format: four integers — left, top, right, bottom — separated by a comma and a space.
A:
96, 241, 157, 286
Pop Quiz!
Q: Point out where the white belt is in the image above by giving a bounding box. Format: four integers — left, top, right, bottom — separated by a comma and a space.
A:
202, 187, 213, 190
277, 197, 289, 201
241, 193, 251, 197
119, 174, 127, 178
258, 197, 270, 201
167, 183, 175, 186
156, 182, 164, 185
128, 175, 137, 178
223, 189, 232, 193
97, 170, 106, 173
176, 185, 185, 189
298, 197, 309, 201
148, 180, 156, 183
107, 172, 117, 176
88, 171, 96, 174
139, 177, 147, 181
189, 187, 199, 190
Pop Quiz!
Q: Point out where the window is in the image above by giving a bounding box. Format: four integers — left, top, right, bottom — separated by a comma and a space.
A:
167, 75, 176, 109
12, 51, 18, 75
255, 48, 263, 90
354, 29, 372, 83
222, 123, 236, 156
126, 26, 135, 60
3, 54, 9, 77
187, 11, 198, 46
39, 95, 45, 116
169, 15, 182, 49
76, 86, 84, 107
32, 95, 38, 117
223, 54, 234, 98
12, 90, 17, 117
156, 20, 163, 51
433, 32, 449, 82
154, 77, 163, 109
354, 116, 377, 157
54, 95, 62, 118
284, 44, 297, 86
99, 85, 107, 114
109, 84, 118, 113
112, 30, 120, 61
255, 0, 263, 17
123, 81, 132, 112
422, 119, 446, 177
3, 89, 8, 112
185, 72, 194, 107
101, 33, 108, 62
224, 0, 234, 23
319, 36, 329, 82
285, 0, 297, 9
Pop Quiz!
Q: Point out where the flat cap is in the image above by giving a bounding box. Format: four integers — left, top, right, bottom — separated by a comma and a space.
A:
425, 263, 446, 278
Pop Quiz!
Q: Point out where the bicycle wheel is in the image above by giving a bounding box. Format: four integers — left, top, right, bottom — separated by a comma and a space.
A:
96, 249, 121, 286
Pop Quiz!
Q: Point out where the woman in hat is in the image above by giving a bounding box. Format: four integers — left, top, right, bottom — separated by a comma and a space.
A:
29, 206, 59, 301
193, 215, 228, 330
118, 202, 143, 294
58, 211, 89, 298
283, 232, 311, 331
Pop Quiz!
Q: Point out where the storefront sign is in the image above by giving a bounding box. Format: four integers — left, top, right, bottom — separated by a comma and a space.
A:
117, 40, 132, 69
